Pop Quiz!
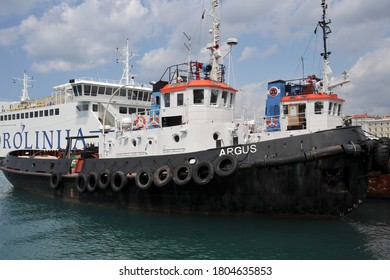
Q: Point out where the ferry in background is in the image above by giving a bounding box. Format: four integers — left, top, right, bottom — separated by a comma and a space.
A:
0, 40, 152, 159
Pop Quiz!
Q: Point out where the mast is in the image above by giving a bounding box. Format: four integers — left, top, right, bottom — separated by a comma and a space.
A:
316, 0, 332, 93
318, 0, 331, 61
316, 0, 349, 93
117, 39, 135, 85
13, 70, 33, 103
207, 0, 222, 82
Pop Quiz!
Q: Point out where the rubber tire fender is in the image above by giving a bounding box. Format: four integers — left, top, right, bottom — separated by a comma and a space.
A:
87, 172, 98, 192
373, 140, 390, 174
153, 165, 173, 187
111, 171, 127, 192
98, 169, 111, 190
75, 174, 88, 193
49, 173, 62, 190
192, 161, 214, 185
214, 154, 238, 177
172, 163, 192, 186
135, 168, 153, 190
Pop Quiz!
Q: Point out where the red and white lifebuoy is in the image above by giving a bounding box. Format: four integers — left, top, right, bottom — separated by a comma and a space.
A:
136, 115, 146, 128
149, 115, 159, 127
266, 117, 278, 128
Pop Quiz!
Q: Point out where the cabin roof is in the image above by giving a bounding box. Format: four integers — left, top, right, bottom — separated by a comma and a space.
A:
160, 79, 237, 94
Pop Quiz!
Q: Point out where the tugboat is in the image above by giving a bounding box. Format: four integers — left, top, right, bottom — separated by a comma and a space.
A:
0, 0, 385, 216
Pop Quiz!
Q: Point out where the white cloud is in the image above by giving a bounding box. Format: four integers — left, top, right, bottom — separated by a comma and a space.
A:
341, 41, 390, 115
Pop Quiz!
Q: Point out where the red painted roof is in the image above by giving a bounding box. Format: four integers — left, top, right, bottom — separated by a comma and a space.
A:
160, 79, 237, 94
281, 93, 345, 103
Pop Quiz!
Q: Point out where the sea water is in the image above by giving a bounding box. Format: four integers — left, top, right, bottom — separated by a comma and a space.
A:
0, 172, 389, 260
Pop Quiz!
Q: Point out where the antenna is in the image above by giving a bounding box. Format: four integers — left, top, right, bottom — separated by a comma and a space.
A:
226, 38, 238, 86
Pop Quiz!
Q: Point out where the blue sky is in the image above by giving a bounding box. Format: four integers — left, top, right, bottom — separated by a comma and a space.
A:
1, 0, 389, 117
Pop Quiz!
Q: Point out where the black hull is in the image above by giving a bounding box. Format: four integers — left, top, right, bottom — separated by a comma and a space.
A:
1, 126, 371, 216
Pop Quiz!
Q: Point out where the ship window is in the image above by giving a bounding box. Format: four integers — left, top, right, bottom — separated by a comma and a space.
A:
328, 102, 333, 114
4, 115, 7, 121
211, 89, 218, 105
72, 85, 78, 96
0, 116, 3, 121
129, 107, 136, 114
315, 101, 324, 114
132, 90, 138, 100
91, 86, 98, 96
138, 108, 145, 115
128, 90, 133, 99
332, 103, 337, 115
337, 104, 341, 116
106, 87, 113, 95
283, 105, 288, 115
230, 92, 234, 107
194, 89, 204, 104
16, 113, 20, 119
177, 93, 184, 106
98, 87, 105, 95
119, 107, 127, 114
20, 113, 23, 119
38, 111, 43, 117
55, 108, 59, 115
143, 91, 149, 101
222, 91, 228, 106
84, 85, 91, 96
120, 88, 126, 97
138, 91, 144, 101
44, 110, 48, 116
164, 93, 171, 107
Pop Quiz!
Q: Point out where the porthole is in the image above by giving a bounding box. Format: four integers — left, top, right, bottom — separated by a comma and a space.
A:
173, 134, 180, 143
132, 139, 137, 147
213, 132, 220, 140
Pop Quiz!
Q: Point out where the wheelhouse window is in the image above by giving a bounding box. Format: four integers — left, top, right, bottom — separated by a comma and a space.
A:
120, 88, 126, 97
164, 93, 171, 107
84, 85, 91, 96
211, 89, 218, 105
91, 86, 98, 96
337, 104, 341, 116
177, 93, 184, 106
98, 87, 105, 95
230, 92, 234, 107
328, 102, 333, 115
222, 91, 228, 106
106, 87, 113, 95
194, 89, 204, 104
314, 101, 324, 114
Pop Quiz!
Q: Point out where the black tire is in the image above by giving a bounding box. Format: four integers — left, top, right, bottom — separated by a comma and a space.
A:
111, 171, 127, 192
87, 172, 98, 192
135, 168, 153, 190
49, 173, 62, 190
192, 162, 214, 185
373, 140, 390, 174
98, 169, 111, 190
153, 165, 172, 187
75, 174, 87, 193
172, 163, 192, 186
214, 155, 238, 177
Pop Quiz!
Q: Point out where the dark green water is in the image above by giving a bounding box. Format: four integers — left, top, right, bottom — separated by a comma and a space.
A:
1, 172, 389, 260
